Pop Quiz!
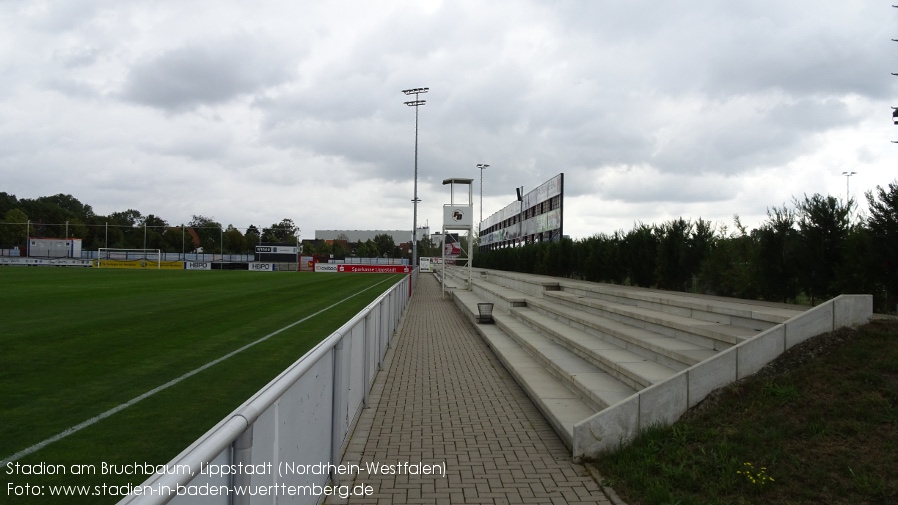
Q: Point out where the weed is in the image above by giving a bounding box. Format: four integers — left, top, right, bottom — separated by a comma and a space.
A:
736, 461, 774, 487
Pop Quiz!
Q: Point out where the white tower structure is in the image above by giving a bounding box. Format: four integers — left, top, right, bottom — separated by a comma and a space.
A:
441, 178, 474, 297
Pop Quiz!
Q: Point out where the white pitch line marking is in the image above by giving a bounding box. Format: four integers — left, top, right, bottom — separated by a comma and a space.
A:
1, 276, 395, 465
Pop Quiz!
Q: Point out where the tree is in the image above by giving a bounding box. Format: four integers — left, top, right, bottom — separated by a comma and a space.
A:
332, 235, 350, 259
262, 218, 299, 244
140, 214, 168, 250
161, 225, 188, 255
417, 234, 439, 259
304, 239, 331, 256
107, 209, 143, 248
622, 223, 657, 287
37, 194, 94, 220
655, 218, 693, 291
0, 208, 30, 249
865, 180, 898, 309
373, 233, 397, 258
795, 194, 851, 304
356, 239, 377, 258
244, 225, 261, 253
189, 215, 222, 253
0, 192, 19, 217
108, 209, 142, 227
753, 205, 800, 302
224, 225, 245, 254
698, 217, 757, 298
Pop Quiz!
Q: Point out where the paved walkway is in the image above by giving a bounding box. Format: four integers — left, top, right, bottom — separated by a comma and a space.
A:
328, 274, 615, 504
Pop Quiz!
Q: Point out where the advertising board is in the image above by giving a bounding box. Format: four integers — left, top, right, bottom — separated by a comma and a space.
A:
336, 264, 411, 274
0, 257, 92, 267
97, 260, 183, 270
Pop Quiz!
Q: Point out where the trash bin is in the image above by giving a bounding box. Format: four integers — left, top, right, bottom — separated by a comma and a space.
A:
477, 303, 494, 324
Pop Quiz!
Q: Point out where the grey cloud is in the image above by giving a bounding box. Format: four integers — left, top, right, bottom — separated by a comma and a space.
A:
52, 45, 101, 68
17, 1, 101, 33
120, 35, 295, 111
43, 77, 101, 99
596, 166, 736, 204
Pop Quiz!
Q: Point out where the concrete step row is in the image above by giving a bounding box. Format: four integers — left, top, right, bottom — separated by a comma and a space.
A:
541, 290, 755, 351
441, 267, 807, 450
469, 268, 803, 326
468, 272, 772, 358
451, 289, 604, 446
555, 280, 800, 328
524, 296, 717, 370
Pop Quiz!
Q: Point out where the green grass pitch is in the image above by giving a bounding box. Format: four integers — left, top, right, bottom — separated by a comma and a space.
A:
0, 267, 404, 503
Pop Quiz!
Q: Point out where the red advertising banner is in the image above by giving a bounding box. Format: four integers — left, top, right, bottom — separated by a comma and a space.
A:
336, 264, 411, 274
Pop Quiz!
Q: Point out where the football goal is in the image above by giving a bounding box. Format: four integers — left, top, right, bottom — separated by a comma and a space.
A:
97, 248, 162, 269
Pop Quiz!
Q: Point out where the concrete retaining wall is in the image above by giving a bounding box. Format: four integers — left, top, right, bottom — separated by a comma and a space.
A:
572, 294, 873, 458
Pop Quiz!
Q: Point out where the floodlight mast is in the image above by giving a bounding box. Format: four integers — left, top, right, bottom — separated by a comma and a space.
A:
884, 9, 898, 143
477, 163, 489, 250
842, 171, 857, 223
403, 87, 428, 269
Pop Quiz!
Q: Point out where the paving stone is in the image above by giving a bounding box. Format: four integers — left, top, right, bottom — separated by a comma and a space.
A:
326, 275, 613, 505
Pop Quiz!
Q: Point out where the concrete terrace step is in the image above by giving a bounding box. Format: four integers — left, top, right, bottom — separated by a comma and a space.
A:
440, 267, 844, 459
523, 296, 717, 370
493, 313, 640, 407
451, 290, 601, 446
509, 306, 679, 390
467, 274, 720, 368
468, 277, 529, 311
476, 267, 803, 329
557, 280, 803, 328
543, 290, 756, 350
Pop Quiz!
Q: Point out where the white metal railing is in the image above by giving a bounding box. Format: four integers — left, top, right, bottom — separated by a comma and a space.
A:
119, 270, 416, 505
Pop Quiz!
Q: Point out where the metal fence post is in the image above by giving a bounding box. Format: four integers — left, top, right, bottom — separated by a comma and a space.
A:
363, 314, 371, 408
330, 336, 344, 485
231, 425, 254, 505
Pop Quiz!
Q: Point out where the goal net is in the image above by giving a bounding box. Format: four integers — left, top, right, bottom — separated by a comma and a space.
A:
97, 248, 162, 269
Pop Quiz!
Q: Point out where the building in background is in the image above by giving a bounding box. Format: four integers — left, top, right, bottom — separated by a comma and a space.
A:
314, 227, 430, 245
478, 173, 564, 252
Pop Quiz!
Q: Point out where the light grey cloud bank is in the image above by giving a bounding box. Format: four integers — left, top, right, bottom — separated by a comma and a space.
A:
0, 0, 894, 240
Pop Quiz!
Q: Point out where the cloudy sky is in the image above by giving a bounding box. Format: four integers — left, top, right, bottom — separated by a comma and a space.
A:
1, 0, 895, 241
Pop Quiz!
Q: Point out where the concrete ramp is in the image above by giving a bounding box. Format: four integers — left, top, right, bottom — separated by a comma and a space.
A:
445, 267, 872, 458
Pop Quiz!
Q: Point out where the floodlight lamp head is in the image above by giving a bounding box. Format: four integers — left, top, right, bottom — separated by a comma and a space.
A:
404, 100, 426, 107
477, 164, 489, 169
402, 87, 429, 95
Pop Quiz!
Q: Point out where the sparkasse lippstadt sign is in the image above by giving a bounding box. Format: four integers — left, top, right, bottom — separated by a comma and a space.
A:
337, 265, 410, 274
314, 264, 410, 273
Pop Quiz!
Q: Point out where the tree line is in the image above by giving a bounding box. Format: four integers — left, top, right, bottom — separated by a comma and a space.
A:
475, 181, 898, 313
0, 192, 298, 255
0, 191, 434, 260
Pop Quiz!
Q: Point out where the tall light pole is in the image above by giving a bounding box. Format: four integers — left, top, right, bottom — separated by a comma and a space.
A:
403, 87, 428, 268
842, 171, 857, 224
477, 164, 489, 225
477, 163, 489, 252
841, 171, 856, 204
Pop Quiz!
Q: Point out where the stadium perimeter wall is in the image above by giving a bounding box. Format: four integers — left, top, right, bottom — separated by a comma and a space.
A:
119, 269, 416, 505
572, 293, 873, 458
